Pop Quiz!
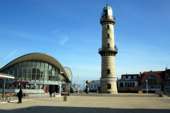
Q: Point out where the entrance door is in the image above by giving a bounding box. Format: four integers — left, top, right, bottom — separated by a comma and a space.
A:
49, 85, 55, 94
55, 85, 60, 93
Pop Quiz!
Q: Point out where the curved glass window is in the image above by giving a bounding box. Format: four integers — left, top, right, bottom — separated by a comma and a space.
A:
4, 61, 64, 82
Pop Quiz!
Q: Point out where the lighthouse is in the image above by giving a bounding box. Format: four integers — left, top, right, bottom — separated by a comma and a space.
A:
98, 5, 118, 94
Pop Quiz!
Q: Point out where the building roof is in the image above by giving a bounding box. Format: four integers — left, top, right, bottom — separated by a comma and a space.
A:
121, 74, 139, 76
0, 52, 70, 82
142, 71, 163, 74
103, 4, 113, 16
140, 71, 164, 83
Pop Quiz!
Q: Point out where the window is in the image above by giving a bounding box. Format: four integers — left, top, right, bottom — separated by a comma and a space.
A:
132, 82, 135, 87
32, 68, 36, 80
52, 68, 55, 76
106, 25, 110, 29
125, 82, 127, 87
48, 64, 52, 70
45, 63, 48, 70
133, 76, 137, 79
120, 83, 123, 87
107, 69, 111, 74
36, 69, 40, 80
107, 83, 111, 89
107, 43, 110, 48
107, 33, 110, 38
128, 76, 131, 79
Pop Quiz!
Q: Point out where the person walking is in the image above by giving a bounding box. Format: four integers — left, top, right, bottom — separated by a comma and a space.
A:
17, 88, 23, 103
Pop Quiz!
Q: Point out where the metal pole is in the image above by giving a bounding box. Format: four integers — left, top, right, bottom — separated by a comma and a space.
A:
2, 79, 6, 100
77, 75, 79, 94
146, 80, 148, 95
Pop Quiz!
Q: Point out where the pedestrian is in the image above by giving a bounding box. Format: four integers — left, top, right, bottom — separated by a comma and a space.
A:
49, 85, 53, 97
85, 85, 89, 94
17, 88, 23, 103
49, 91, 52, 97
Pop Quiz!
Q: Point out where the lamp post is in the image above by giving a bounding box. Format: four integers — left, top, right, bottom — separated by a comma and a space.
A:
145, 79, 148, 95
60, 72, 64, 94
2, 79, 6, 100
77, 75, 79, 94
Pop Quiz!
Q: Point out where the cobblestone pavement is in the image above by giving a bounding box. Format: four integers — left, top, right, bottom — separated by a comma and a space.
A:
0, 95, 170, 113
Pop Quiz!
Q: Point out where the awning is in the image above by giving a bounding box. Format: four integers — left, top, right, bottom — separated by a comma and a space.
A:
0, 73, 15, 79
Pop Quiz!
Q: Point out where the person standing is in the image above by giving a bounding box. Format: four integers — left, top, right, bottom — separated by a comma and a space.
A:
17, 88, 23, 103
85, 80, 89, 94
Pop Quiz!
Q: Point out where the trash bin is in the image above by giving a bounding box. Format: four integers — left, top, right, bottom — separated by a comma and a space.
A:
63, 95, 67, 101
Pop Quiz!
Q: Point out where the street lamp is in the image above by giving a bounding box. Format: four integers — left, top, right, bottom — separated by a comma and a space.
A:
145, 79, 148, 95
59, 71, 64, 94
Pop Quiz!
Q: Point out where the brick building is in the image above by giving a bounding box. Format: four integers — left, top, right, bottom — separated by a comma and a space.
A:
118, 69, 170, 94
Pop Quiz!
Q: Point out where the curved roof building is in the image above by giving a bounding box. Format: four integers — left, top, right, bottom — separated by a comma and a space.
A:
0, 53, 71, 94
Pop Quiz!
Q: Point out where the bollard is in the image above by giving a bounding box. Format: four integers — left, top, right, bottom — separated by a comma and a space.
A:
63, 95, 67, 101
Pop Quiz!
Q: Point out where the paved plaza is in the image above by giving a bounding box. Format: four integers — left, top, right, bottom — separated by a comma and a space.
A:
0, 95, 170, 113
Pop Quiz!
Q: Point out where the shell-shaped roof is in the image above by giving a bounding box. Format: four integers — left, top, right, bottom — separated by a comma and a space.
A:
0, 52, 69, 82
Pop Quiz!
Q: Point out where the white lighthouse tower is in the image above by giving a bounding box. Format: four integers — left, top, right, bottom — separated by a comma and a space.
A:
98, 5, 118, 94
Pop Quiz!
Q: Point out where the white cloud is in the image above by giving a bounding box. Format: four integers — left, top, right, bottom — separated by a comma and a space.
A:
59, 35, 69, 46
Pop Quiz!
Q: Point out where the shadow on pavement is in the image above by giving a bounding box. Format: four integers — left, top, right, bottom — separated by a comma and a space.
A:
0, 106, 170, 113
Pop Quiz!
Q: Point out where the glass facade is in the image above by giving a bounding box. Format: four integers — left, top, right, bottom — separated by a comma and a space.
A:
1, 61, 66, 89
4, 61, 65, 81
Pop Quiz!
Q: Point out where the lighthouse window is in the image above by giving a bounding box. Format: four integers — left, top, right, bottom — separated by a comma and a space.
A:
107, 83, 111, 89
107, 33, 110, 38
107, 69, 111, 74
107, 43, 110, 48
107, 25, 110, 29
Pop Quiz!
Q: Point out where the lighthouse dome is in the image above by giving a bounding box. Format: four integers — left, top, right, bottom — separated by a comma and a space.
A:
102, 4, 113, 17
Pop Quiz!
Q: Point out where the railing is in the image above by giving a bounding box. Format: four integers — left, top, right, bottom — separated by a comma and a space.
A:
98, 47, 118, 53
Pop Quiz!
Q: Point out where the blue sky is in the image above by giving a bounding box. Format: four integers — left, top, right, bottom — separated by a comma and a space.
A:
0, 0, 170, 84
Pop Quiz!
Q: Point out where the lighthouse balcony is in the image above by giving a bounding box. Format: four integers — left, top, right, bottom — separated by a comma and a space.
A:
100, 17, 115, 25
98, 47, 118, 56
